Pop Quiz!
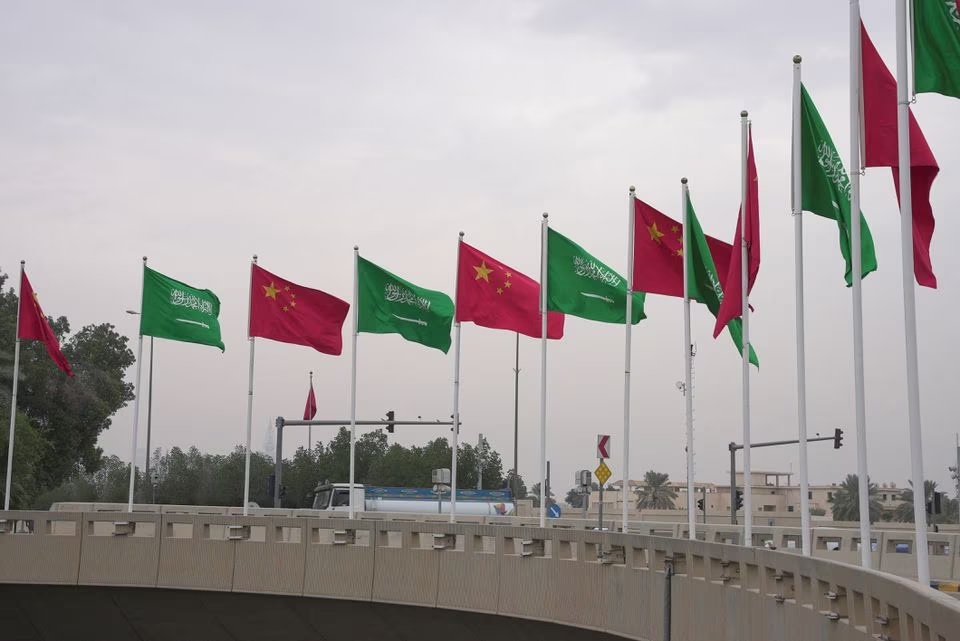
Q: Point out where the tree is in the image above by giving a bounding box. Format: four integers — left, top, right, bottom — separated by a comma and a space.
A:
635, 471, 678, 510
828, 474, 882, 523
528, 482, 556, 508
809, 506, 827, 517
894, 480, 960, 525
565, 482, 599, 508
0, 271, 135, 507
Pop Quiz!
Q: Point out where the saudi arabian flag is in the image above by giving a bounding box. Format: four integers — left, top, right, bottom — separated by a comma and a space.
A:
800, 84, 878, 285
685, 196, 759, 367
546, 227, 645, 324
356, 256, 454, 353
914, 0, 960, 99
140, 266, 225, 351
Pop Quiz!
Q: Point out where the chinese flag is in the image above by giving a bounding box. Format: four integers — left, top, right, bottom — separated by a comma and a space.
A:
18, 270, 73, 376
861, 22, 938, 288
303, 379, 317, 420
713, 129, 761, 338
249, 264, 349, 355
456, 242, 564, 339
633, 199, 733, 298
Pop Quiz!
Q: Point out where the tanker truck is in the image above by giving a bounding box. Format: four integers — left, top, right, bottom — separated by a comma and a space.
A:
311, 483, 515, 516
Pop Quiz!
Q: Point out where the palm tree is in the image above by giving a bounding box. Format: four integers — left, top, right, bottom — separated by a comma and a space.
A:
635, 471, 678, 510
829, 474, 882, 523
894, 480, 959, 524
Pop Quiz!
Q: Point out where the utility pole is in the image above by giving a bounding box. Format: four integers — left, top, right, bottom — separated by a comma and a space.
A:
477, 432, 483, 490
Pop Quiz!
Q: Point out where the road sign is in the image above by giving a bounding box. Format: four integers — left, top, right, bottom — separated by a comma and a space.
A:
594, 460, 611, 486
597, 434, 610, 459
547, 504, 561, 518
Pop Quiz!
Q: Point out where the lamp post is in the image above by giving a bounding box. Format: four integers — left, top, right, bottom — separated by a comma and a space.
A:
126, 310, 154, 504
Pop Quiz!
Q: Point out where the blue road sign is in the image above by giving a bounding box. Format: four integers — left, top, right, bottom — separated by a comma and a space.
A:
547, 504, 561, 518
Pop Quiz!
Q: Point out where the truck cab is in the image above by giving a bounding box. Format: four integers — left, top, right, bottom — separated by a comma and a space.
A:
312, 483, 364, 511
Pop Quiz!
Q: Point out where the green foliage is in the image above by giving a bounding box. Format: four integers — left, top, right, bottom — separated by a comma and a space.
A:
829, 474, 882, 523
0, 270, 135, 507
894, 480, 960, 525
635, 470, 678, 510
809, 506, 827, 517
528, 482, 556, 508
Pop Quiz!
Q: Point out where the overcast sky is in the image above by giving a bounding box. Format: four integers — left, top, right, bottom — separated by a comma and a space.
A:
2, 1, 959, 500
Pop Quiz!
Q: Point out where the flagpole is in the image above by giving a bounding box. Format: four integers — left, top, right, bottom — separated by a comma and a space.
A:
850, 0, 873, 569
739, 112, 753, 547
539, 212, 549, 528
308, 371, 313, 452
3, 261, 25, 511
127, 256, 147, 512
242, 255, 258, 516
896, 0, 930, 586
349, 246, 359, 520
622, 186, 636, 532
681, 179, 695, 541
450, 232, 464, 523
792, 55, 812, 557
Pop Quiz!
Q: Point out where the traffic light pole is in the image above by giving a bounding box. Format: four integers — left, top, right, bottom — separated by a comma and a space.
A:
728, 432, 840, 525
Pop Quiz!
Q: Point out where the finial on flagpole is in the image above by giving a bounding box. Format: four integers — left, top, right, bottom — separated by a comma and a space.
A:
309, 371, 313, 380
459, 231, 464, 238
681, 177, 688, 185
793, 54, 802, 64
741, 110, 749, 118
542, 212, 548, 220
353, 245, 359, 251
629, 185, 635, 194
142, 256, 147, 263
20, 260, 25, 266
252, 254, 258, 264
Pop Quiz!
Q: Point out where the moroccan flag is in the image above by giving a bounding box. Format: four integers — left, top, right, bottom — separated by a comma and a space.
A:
861, 22, 939, 288
632, 199, 733, 298
357, 256, 454, 353
17, 270, 73, 376
303, 379, 317, 421
713, 129, 760, 339
686, 197, 759, 367
914, 0, 960, 99
141, 266, 225, 351
249, 265, 349, 355
456, 241, 564, 339
800, 84, 878, 285
546, 228, 645, 324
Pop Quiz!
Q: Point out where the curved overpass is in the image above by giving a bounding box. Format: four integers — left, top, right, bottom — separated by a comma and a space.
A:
1, 510, 958, 641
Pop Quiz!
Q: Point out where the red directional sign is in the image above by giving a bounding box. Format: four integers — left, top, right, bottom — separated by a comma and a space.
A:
597, 434, 610, 459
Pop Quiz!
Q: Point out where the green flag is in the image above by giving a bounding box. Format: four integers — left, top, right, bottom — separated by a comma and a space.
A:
685, 196, 759, 367
140, 266, 224, 351
800, 84, 878, 285
914, 0, 960, 99
546, 227, 645, 324
356, 256, 454, 353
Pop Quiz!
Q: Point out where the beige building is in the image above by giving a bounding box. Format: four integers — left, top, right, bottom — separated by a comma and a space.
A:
577, 470, 907, 521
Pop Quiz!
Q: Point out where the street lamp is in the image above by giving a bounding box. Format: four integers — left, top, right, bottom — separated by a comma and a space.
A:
126, 309, 154, 504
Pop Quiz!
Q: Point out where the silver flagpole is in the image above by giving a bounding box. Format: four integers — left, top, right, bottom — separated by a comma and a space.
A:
850, 0, 873, 569
242, 255, 258, 516
450, 232, 464, 522
3, 261, 25, 511
622, 186, 635, 532
538, 213, 549, 528
682, 179, 695, 541
896, 0, 930, 586
308, 371, 313, 453
792, 55, 812, 557
349, 246, 359, 520
739, 112, 753, 547
127, 256, 147, 512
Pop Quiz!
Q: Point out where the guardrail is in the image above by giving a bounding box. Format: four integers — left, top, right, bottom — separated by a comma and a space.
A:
1, 510, 958, 640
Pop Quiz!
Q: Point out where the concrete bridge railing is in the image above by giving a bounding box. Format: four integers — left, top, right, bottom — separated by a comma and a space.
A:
1, 510, 959, 641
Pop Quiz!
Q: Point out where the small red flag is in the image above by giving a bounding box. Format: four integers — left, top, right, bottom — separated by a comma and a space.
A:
861, 22, 938, 288
18, 270, 73, 376
456, 242, 564, 339
713, 129, 761, 338
249, 264, 350, 355
632, 199, 733, 298
303, 378, 317, 421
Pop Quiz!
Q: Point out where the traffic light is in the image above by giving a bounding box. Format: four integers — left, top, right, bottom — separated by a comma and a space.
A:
735, 490, 744, 510
833, 428, 844, 449
697, 498, 705, 512
267, 474, 276, 498
928, 491, 943, 515
385, 410, 395, 433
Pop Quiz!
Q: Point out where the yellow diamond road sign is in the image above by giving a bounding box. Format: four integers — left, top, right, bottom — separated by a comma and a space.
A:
594, 460, 612, 486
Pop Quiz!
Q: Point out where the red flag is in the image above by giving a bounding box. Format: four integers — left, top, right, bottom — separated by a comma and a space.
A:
861, 22, 938, 288
249, 264, 349, 355
713, 129, 760, 338
632, 199, 733, 298
456, 241, 564, 339
303, 378, 317, 421
18, 270, 73, 376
